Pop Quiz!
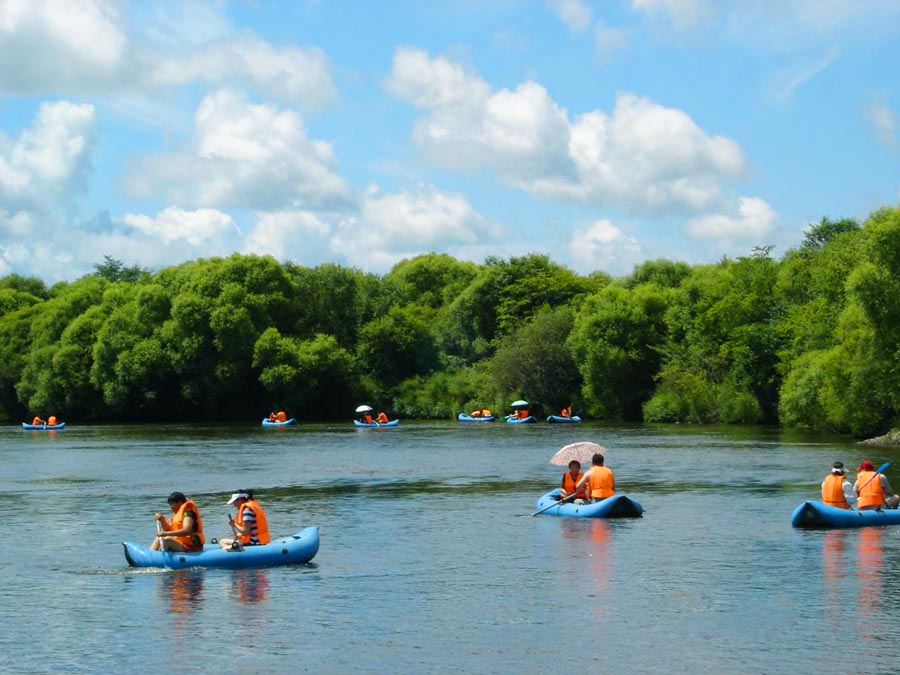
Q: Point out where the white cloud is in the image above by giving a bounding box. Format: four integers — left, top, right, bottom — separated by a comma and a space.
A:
330, 184, 492, 270
770, 48, 838, 103
148, 36, 337, 110
685, 196, 777, 240
387, 50, 746, 214
569, 219, 643, 274
124, 90, 352, 210
0, 0, 130, 94
594, 22, 631, 64
123, 207, 240, 246
631, 0, 714, 30
865, 103, 898, 149
242, 210, 331, 263
547, 0, 592, 33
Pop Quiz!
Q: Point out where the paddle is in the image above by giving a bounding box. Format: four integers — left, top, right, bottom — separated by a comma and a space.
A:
531, 493, 578, 517
228, 519, 244, 551
856, 462, 890, 494
156, 519, 166, 552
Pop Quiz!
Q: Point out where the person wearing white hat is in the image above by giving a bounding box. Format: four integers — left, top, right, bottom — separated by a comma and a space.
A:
821, 462, 857, 509
219, 489, 271, 550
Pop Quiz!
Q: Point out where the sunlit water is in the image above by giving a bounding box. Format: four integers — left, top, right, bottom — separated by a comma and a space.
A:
2, 421, 900, 673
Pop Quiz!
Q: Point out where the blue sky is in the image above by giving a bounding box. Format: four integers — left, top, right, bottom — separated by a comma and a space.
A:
1, 0, 898, 281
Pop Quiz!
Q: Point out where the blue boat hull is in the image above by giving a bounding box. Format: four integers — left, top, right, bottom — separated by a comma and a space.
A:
261, 418, 297, 426
22, 422, 66, 430
458, 413, 495, 422
354, 419, 399, 427
535, 490, 643, 518
123, 526, 319, 569
547, 415, 581, 423
506, 416, 536, 424
791, 500, 900, 529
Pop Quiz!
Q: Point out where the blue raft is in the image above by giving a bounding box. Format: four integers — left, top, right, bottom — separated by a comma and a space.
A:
535, 489, 643, 518
506, 415, 536, 424
261, 418, 297, 427
22, 422, 66, 430
123, 526, 320, 569
547, 415, 581, 423
354, 418, 399, 427
458, 413, 495, 422
791, 500, 900, 529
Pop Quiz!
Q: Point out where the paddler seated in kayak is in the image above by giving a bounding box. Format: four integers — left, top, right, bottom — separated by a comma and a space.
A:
47, 415, 57, 426
560, 406, 572, 418
267, 411, 277, 422
575, 453, 615, 502
276, 410, 287, 422
512, 408, 529, 419
376, 411, 389, 423
469, 409, 483, 417
555, 459, 588, 503
31, 415, 46, 426
362, 412, 374, 424
219, 489, 271, 550
151, 491, 205, 552
821, 461, 857, 509
854, 461, 900, 510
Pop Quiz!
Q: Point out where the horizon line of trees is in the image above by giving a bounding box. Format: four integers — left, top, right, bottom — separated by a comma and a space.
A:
2, 204, 900, 437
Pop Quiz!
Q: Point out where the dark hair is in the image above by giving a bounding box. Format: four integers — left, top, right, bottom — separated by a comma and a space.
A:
236, 489, 254, 500
568, 460, 581, 469
591, 453, 605, 466
167, 491, 187, 504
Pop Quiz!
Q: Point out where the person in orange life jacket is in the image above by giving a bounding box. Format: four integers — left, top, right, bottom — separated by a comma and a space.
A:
31, 415, 46, 425
376, 411, 389, 423
276, 411, 287, 422
469, 409, 483, 417
560, 406, 572, 418
268, 411, 277, 422
556, 460, 588, 503
47, 415, 57, 425
821, 461, 857, 509
575, 453, 615, 502
219, 490, 271, 550
854, 461, 900, 510
362, 412, 374, 424
151, 491, 204, 552
513, 408, 529, 419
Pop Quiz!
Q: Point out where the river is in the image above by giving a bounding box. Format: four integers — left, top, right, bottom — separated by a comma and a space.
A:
2, 421, 899, 673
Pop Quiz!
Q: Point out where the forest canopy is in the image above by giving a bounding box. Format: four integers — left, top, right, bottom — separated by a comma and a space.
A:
3, 207, 900, 437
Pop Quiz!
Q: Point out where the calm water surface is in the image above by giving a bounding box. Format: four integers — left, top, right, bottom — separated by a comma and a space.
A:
2, 421, 900, 673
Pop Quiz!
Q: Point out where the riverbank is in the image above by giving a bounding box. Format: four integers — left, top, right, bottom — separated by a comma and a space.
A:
860, 429, 900, 447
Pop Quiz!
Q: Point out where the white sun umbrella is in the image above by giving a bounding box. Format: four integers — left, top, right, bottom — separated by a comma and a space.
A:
510, 400, 528, 407
355, 404, 373, 413
549, 441, 607, 466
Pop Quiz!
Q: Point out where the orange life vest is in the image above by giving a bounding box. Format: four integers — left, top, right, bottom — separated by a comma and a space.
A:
561, 407, 572, 417
482, 409, 492, 417
469, 410, 482, 417
32, 416, 42, 425
276, 411, 287, 422
166, 499, 205, 549
857, 471, 886, 509
363, 413, 373, 423
515, 409, 529, 419
235, 499, 270, 545
822, 474, 850, 509
47, 416, 57, 425
560, 471, 586, 499
587, 466, 614, 499
376, 412, 389, 423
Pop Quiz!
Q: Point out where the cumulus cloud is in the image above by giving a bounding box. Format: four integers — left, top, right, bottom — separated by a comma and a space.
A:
547, 0, 592, 33
123, 207, 240, 246
569, 219, 643, 274
330, 184, 493, 270
242, 210, 331, 264
0, 0, 131, 94
684, 196, 777, 240
387, 49, 746, 214
865, 103, 898, 148
124, 90, 352, 210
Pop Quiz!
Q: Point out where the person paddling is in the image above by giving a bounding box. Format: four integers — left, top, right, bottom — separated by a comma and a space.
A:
821, 461, 856, 509
219, 489, 270, 550
151, 491, 205, 552
854, 461, 900, 510
376, 411, 389, 424
575, 453, 615, 503
31, 415, 46, 426
557, 459, 587, 504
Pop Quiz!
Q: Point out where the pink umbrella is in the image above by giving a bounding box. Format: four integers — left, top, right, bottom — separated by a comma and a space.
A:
549, 441, 607, 466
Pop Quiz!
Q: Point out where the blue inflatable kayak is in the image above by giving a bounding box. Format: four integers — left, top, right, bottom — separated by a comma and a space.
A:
354, 419, 399, 427
506, 416, 536, 424
261, 418, 297, 427
123, 526, 319, 569
791, 500, 900, 529
534, 489, 643, 518
22, 422, 66, 430
458, 413, 495, 422
547, 415, 581, 423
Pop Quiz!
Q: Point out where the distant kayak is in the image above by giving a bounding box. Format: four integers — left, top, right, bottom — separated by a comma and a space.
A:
534, 490, 643, 518
506, 416, 536, 424
791, 500, 900, 529
547, 415, 581, 424
261, 418, 297, 427
354, 419, 399, 427
22, 422, 66, 430
123, 526, 319, 569
458, 413, 495, 422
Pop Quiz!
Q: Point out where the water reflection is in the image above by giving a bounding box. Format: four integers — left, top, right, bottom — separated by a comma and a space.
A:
857, 527, 883, 635
559, 519, 613, 619
159, 569, 205, 615
231, 569, 270, 604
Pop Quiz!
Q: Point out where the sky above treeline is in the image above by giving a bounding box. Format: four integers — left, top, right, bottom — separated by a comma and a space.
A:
1, 0, 899, 281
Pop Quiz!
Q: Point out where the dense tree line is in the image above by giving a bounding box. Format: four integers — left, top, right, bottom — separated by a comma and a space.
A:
2, 207, 900, 436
